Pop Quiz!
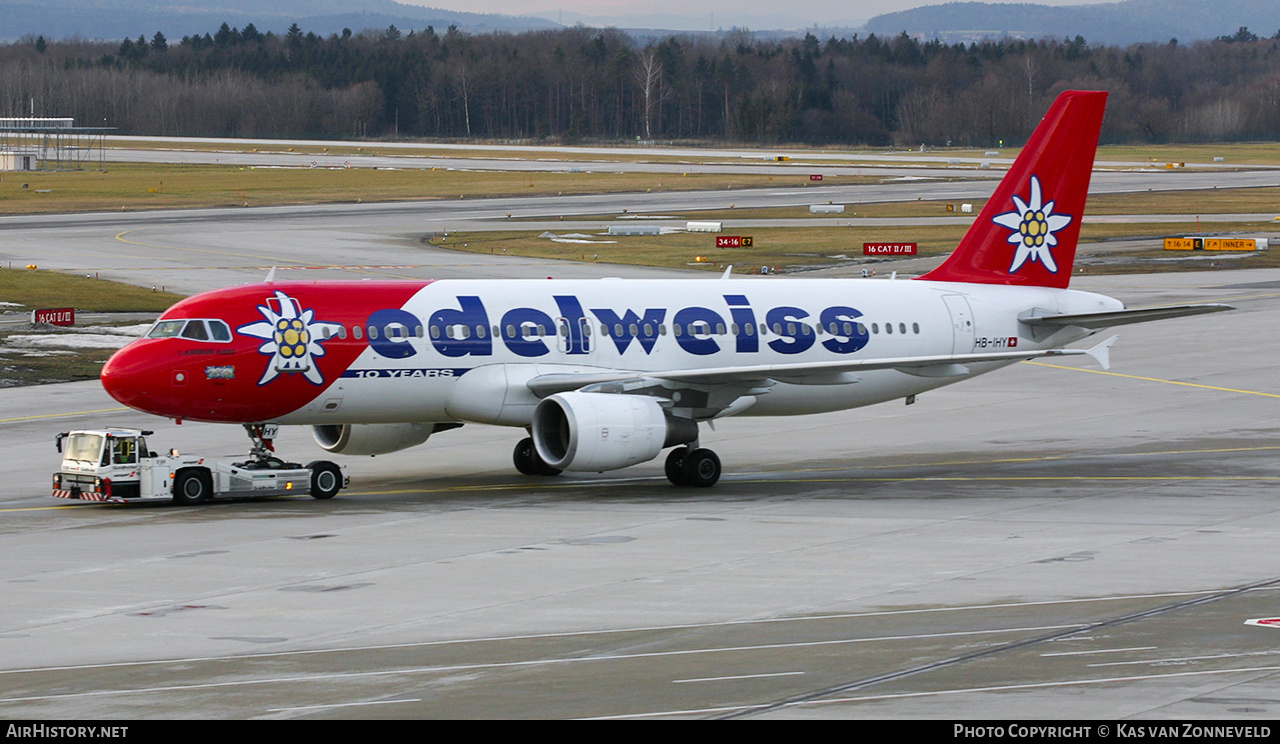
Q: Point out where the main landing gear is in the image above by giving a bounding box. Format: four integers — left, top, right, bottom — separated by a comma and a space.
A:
513, 437, 562, 477
510, 435, 721, 488
664, 445, 721, 488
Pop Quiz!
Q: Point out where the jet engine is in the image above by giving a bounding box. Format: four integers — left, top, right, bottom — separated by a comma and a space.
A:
532, 392, 698, 472
312, 423, 434, 456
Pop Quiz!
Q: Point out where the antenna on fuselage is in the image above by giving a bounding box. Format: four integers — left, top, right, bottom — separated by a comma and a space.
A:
721, 265, 733, 279
265, 267, 277, 283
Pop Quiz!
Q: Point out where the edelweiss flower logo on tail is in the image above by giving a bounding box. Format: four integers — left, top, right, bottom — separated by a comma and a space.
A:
238, 290, 343, 386
992, 175, 1073, 274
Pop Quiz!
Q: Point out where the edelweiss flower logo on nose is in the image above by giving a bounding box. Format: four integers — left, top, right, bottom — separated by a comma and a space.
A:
238, 290, 343, 385
992, 175, 1072, 274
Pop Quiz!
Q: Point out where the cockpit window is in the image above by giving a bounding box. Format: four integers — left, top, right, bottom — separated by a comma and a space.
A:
181, 321, 210, 341
147, 320, 185, 338
148, 319, 233, 343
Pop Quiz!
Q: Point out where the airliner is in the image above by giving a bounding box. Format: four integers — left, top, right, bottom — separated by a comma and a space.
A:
101, 91, 1230, 487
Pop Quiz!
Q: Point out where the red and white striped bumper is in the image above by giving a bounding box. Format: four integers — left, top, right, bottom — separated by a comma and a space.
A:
52, 489, 118, 503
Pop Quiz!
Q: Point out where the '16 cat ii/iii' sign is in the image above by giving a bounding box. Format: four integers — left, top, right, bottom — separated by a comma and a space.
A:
863, 243, 917, 255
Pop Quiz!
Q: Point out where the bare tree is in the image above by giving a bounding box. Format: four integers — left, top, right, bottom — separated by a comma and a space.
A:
634, 48, 667, 140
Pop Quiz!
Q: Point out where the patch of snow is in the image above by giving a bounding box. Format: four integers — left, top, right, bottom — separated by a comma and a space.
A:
7, 334, 135, 350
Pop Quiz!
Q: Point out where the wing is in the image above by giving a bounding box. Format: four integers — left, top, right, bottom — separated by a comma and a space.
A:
526, 343, 1109, 420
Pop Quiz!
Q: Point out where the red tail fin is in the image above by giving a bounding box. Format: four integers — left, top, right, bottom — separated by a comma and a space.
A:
919, 90, 1107, 289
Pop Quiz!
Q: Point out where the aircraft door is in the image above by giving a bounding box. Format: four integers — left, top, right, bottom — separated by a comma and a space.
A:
579, 318, 593, 355
555, 317, 593, 356
942, 295, 975, 354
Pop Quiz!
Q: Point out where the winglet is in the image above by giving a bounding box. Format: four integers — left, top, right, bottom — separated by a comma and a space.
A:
1086, 335, 1118, 370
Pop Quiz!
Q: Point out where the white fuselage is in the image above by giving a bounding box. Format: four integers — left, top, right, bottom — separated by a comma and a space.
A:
275, 278, 1123, 426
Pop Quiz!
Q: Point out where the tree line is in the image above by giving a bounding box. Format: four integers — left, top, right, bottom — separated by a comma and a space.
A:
4, 23, 1280, 146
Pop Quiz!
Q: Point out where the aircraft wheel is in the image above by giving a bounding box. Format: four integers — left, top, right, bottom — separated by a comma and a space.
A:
680, 448, 721, 488
173, 470, 212, 505
307, 460, 343, 500
665, 448, 690, 486
514, 437, 561, 477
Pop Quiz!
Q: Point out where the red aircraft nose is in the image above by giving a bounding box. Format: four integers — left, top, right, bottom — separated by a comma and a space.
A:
101, 340, 170, 417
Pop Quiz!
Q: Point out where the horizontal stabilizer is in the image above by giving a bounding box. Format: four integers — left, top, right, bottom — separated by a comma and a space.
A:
1022, 303, 1233, 330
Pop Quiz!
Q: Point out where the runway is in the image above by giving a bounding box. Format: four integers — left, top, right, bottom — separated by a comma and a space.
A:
1, 262, 1277, 718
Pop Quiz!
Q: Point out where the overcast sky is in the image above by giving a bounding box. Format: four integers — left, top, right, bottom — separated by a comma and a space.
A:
400, 0, 1109, 29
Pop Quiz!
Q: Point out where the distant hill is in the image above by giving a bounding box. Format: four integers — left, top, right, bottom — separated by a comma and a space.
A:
0, 0, 558, 41
865, 0, 1280, 45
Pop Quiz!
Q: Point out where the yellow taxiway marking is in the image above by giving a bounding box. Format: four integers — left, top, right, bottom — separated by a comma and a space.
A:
0, 407, 129, 424
114, 229, 273, 263
1025, 361, 1280, 398
113, 229, 418, 280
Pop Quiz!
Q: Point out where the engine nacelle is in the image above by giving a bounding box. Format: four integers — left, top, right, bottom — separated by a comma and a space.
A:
532, 392, 698, 472
312, 423, 433, 456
